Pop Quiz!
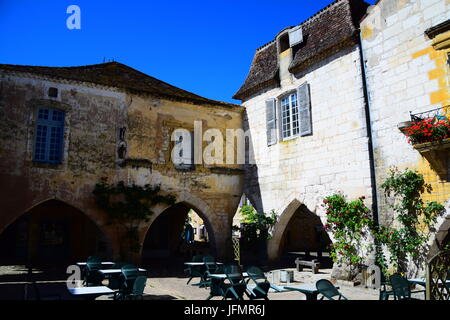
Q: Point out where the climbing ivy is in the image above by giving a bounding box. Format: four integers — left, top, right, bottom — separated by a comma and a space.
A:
93, 180, 176, 257
378, 168, 445, 274
323, 168, 446, 278
323, 194, 375, 275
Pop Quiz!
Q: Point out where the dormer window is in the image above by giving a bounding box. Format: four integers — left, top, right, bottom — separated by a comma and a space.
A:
279, 33, 290, 53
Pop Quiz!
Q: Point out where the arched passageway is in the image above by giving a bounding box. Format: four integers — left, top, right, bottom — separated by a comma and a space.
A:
0, 199, 112, 266
141, 203, 215, 268
280, 204, 332, 254
274, 203, 333, 268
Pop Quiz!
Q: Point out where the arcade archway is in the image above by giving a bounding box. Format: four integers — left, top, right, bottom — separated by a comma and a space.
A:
141, 203, 215, 268
0, 199, 112, 266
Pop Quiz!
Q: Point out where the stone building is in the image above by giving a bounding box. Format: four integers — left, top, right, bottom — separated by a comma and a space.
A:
2, 0, 449, 277
0, 62, 244, 265
360, 0, 450, 262
233, 0, 374, 263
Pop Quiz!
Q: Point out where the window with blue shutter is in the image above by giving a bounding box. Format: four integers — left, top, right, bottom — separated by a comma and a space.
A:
33, 108, 65, 163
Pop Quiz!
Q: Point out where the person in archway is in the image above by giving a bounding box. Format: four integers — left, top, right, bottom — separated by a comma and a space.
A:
184, 223, 194, 244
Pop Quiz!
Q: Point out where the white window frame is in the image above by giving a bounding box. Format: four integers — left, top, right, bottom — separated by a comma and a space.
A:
279, 92, 300, 141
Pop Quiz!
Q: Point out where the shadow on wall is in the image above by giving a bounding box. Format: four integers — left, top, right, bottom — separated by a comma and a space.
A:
243, 108, 263, 213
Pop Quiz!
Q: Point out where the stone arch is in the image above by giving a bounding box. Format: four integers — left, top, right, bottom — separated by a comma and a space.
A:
267, 190, 333, 263
428, 200, 450, 258
1, 197, 109, 237
139, 191, 219, 261
0, 198, 114, 264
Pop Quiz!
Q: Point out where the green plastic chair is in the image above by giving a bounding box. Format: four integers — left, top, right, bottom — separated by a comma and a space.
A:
245, 266, 270, 300
124, 276, 147, 300
203, 255, 218, 272
84, 257, 104, 287
206, 265, 226, 300
114, 264, 139, 300
200, 255, 218, 288
316, 279, 347, 300
379, 273, 396, 300
184, 255, 205, 285
107, 262, 127, 290
389, 274, 424, 300
222, 265, 247, 300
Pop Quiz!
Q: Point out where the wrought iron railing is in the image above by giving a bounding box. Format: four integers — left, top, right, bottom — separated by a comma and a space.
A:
410, 106, 450, 122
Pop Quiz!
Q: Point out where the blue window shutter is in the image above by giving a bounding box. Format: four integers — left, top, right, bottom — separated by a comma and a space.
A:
33, 108, 65, 163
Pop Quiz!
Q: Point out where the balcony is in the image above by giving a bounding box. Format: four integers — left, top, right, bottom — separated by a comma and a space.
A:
398, 106, 450, 178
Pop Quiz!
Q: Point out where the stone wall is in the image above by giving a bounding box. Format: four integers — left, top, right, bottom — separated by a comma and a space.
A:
360, 0, 450, 254
242, 45, 374, 262
0, 72, 126, 258
0, 70, 244, 262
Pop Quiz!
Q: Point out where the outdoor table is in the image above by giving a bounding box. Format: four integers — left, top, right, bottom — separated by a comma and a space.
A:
68, 286, 115, 300
284, 283, 338, 301
76, 262, 115, 267
184, 262, 223, 287
208, 272, 249, 279
408, 278, 450, 288
184, 262, 222, 265
99, 268, 147, 275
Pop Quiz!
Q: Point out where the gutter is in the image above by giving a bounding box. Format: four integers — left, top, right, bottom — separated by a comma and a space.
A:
356, 32, 380, 226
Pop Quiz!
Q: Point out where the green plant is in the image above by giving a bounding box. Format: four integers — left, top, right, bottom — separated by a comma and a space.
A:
93, 179, 176, 257
239, 205, 277, 243
378, 168, 445, 274
323, 194, 374, 272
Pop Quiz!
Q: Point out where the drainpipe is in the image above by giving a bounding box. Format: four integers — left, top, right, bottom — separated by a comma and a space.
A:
357, 32, 380, 227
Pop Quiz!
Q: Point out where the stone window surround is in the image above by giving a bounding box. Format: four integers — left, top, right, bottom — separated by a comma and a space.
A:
27, 99, 72, 170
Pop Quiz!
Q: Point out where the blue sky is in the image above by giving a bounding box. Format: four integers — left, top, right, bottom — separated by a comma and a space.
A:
0, 0, 375, 103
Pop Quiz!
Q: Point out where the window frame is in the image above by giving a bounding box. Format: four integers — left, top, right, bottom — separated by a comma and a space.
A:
278, 91, 300, 141
33, 107, 66, 164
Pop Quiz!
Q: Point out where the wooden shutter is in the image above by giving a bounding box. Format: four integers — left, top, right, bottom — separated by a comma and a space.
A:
297, 83, 312, 136
266, 98, 277, 146
289, 26, 303, 47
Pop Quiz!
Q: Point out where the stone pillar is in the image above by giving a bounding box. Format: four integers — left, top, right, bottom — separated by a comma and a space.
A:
210, 214, 233, 261
27, 213, 40, 266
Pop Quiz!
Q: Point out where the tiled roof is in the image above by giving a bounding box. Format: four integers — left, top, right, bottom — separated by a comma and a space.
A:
233, 0, 370, 101
0, 62, 241, 109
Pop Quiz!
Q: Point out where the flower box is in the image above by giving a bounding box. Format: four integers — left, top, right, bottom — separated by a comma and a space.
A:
401, 117, 450, 145
399, 116, 450, 178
